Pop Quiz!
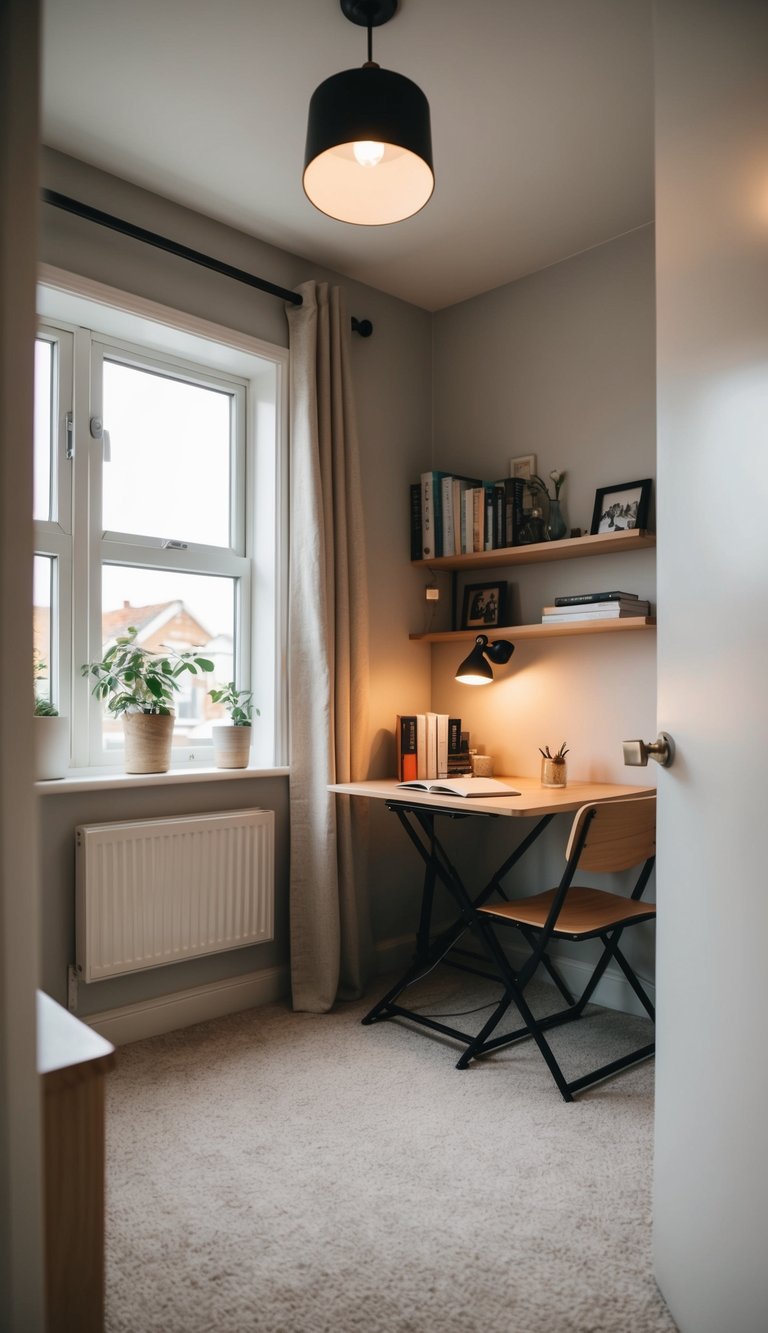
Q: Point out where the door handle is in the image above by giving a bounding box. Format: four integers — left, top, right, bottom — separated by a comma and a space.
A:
622, 732, 675, 767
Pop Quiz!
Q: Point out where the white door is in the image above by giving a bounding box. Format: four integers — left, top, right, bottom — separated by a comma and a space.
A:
653, 3, 768, 1329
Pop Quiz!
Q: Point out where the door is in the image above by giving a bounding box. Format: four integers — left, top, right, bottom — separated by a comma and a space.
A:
653, 3, 768, 1329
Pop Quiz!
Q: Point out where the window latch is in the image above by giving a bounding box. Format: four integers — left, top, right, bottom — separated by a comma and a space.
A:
65, 410, 74, 459
162, 539, 189, 550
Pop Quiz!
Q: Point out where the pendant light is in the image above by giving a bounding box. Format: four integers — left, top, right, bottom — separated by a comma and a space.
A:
303, 0, 434, 226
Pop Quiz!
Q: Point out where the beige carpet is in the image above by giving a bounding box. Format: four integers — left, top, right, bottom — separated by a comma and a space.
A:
104, 969, 677, 1333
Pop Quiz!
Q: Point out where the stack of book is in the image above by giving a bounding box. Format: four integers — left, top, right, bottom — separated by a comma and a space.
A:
396, 714, 469, 781
541, 591, 651, 623
411, 471, 527, 559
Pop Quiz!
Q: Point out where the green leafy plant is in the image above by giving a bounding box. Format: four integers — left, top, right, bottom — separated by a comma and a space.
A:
539, 742, 569, 763
81, 627, 215, 718
208, 682, 259, 727
34, 657, 59, 716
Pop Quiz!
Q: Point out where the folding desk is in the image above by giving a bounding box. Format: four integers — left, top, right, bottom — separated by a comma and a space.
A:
329, 776, 655, 1060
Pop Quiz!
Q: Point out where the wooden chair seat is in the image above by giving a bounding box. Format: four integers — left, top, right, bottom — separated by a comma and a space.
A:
479, 886, 656, 938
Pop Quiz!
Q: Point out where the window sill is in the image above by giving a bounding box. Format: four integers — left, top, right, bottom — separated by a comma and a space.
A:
35, 765, 290, 796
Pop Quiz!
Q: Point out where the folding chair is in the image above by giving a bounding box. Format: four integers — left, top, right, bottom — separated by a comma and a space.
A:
458, 795, 656, 1101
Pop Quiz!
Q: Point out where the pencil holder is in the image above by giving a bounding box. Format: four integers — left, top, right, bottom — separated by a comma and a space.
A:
540, 757, 567, 787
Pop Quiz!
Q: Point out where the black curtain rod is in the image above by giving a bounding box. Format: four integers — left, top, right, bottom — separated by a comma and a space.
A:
40, 189, 373, 338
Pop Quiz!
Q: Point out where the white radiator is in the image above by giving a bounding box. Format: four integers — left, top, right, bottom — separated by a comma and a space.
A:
75, 808, 275, 982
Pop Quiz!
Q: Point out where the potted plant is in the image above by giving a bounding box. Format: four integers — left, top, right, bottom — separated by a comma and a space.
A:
33, 658, 69, 780
208, 682, 259, 769
81, 628, 214, 774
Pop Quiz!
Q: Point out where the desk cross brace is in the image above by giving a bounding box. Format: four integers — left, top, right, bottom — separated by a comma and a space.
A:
361, 802, 561, 1049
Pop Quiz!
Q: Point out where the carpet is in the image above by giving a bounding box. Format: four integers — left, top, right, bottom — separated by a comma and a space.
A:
104, 970, 677, 1333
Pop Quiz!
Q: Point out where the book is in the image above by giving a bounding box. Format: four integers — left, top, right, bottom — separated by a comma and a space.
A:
553, 590, 639, 606
441, 475, 455, 557
501, 476, 527, 547
542, 603, 650, 623
416, 713, 427, 780
396, 715, 418, 782
542, 599, 649, 617
420, 470, 450, 560
396, 777, 521, 798
436, 713, 449, 778
425, 711, 438, 780
409, 483, 422, 561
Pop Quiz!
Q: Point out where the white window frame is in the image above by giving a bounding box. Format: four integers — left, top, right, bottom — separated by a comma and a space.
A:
36, 265, 289, 773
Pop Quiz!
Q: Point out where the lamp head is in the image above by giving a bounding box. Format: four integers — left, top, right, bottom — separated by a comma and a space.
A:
455, 635, 515, 686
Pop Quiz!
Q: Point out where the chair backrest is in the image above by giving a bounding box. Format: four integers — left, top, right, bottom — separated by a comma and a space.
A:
565, 795, 656, 874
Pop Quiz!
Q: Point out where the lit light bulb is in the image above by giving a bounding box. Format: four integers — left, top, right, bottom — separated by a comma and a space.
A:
353, 140, 385, 168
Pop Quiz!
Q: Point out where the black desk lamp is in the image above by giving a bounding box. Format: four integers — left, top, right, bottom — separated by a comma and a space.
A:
455, 635, 515, 685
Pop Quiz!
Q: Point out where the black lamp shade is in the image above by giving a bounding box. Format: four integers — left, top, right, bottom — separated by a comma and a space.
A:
303, 65, 434, 225
455, 635, 515, 685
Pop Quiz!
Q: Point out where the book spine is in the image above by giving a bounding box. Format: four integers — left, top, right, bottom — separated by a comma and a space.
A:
448, 717, 462, 755
425, 712, 438, 780
396, 714, 418, 782
420, 472, 446, 560
463, 488, 474, 554
553, 590, 638, 606
484, 484, 494, 551
436, 714, 449, 778
441, 475, 455, 557
504, 476, 527, 547
416, 713, 427, 780
471, 487, 484, 553
410, 483, 422, 561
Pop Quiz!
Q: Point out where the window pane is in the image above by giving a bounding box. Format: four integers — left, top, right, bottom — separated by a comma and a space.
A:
102, 359, 231, 546
33, 555, 54, 705
34, 339, 53, 521
101, 565, 236, 749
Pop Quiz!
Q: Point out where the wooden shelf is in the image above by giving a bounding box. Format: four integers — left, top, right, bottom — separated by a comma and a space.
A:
412, 528, 655, 571
410, 617, 656, 643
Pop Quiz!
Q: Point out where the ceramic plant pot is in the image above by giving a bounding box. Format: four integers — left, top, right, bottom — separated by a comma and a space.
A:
123, 711, 174, 774
212, 724, 252, 769
33, 714, 70, 780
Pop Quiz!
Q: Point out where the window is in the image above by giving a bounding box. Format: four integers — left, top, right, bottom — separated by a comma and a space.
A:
35, 273, 287, 772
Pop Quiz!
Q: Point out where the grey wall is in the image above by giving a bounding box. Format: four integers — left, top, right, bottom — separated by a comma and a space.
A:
39, 149, 434, 1009
38, 152, 659, 1022
426, 228, 658, 992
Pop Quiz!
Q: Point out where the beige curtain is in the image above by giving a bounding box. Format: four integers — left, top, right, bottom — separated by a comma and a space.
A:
286, 281, 372, 1012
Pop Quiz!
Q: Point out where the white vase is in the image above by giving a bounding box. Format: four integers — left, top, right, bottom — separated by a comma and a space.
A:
33, 714, 70, 780
212, 725, 252, 769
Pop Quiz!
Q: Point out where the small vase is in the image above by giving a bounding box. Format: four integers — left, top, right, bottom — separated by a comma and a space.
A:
545, 497, 567, 541
541, 757, 567, 788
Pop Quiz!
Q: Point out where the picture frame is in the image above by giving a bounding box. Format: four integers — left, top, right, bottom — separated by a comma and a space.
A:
590, 478, 652, 535
461, 581, 507, 629
509, 454, 536, 481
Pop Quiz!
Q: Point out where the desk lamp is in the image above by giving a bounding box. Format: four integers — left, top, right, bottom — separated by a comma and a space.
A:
455, 635, 514, 685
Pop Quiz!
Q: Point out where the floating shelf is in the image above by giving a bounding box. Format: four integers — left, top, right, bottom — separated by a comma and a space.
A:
410, 617, 656, 643
412, 528, 655, 572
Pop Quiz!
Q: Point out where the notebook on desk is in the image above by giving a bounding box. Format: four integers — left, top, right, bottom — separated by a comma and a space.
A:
396, 777, 521, 798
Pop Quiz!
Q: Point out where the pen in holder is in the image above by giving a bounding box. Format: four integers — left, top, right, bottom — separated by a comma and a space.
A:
539, 743, 568, 787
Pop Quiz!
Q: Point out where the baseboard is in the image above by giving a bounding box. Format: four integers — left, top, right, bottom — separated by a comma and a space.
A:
84, 965, 290, 1045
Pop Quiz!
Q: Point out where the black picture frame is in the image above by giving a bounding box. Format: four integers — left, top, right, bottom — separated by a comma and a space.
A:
590, 479, 652, 535
461, 581, 507, 629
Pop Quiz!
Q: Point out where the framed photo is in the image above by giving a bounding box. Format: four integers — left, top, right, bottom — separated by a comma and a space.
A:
461, 581, 507, 629
590, 478, 652, 535
509, 454, 536, 481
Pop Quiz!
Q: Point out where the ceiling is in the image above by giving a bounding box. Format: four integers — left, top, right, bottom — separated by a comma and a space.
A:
41, 0, 654, 313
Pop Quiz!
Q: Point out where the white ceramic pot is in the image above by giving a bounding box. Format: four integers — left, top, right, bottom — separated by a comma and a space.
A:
33, 714, 70, 780
212, 724, 252, 769
123, 712, 174, 774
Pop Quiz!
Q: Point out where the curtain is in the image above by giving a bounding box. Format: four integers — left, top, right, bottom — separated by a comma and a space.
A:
286, 281, 372, 1012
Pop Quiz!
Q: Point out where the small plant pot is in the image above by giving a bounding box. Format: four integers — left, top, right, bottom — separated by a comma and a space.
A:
541, 758, 567, 787
212, 724, 252, 770
123, 712, 174, 774
33, 714, 70, 780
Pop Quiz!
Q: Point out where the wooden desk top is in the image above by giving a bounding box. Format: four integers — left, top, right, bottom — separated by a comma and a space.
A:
329, 776, 655, 819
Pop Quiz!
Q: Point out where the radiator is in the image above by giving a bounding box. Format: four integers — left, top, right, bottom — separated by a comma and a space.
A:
75, 808, 275, 982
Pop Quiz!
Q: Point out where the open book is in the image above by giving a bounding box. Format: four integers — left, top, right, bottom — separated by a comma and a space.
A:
396, 777, 520, 798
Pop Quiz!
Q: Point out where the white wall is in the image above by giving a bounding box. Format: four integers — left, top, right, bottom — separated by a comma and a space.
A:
653, 2, 768, 1327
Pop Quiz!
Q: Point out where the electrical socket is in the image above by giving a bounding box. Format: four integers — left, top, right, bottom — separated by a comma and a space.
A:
425, 584, 440, 601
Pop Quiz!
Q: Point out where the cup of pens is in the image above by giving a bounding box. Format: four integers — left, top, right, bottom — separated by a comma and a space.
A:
540, 743, 568, 787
